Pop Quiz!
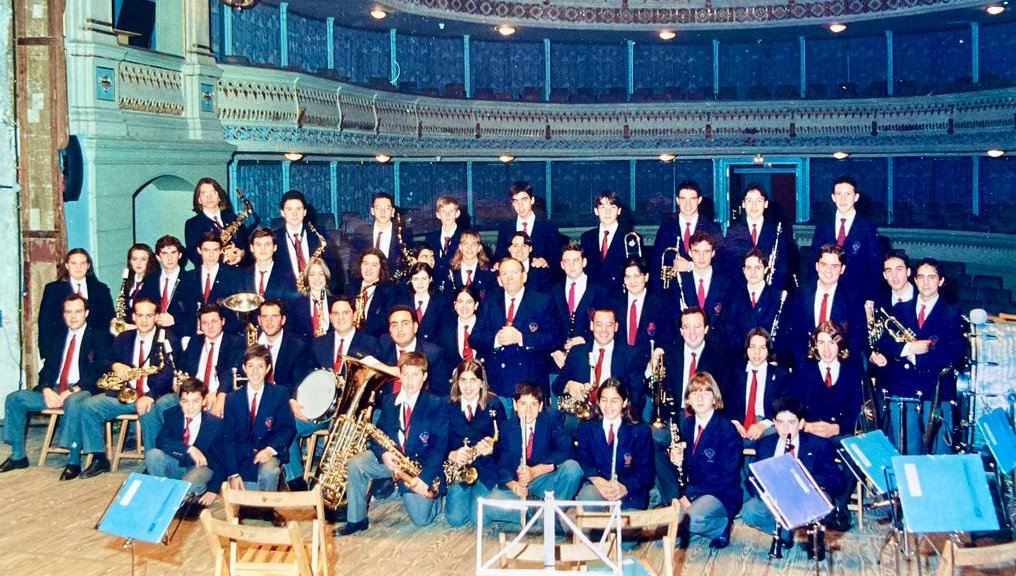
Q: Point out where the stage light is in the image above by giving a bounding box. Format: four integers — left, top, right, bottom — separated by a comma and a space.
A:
658, 153, 676, 162
375, 153, 391, 163
828, 23, 847, 33
221, 0, 260, 9
283, 152, 304, 161
370, 8, 388, 20
753, 154, 765, 165
499, 154, 515, 163
986, 149, 1005, 158
659, 30, 676, 41
832, 151, 850, 160
986, 5, 1005, 15
497, 24, 516, 37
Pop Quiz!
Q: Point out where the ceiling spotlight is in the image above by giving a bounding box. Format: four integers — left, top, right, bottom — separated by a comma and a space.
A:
986, 149, 1005, 158
828, 23, 847, 33
499, 154, 515, 163
283, 152, 304, 161
832, 151, 850, 160
221, 0, 261, 10
497, 24, 516, 37
375, 153, 391, 163
986, 4, 1005, 15
753, 154, 765, 165
658, 153, 676, 162
659, 30, 676, 41
370, 8, 387, 20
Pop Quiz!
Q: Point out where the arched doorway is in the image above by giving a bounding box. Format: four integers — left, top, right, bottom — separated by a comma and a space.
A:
132, 175, 193, 248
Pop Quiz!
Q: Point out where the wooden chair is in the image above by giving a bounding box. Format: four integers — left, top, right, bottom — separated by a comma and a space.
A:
497, 531, 618, 571
301, 429, 329, 481
221, 483, 331, 576
109, 413, 143, 471
935, 538, 1016, 576
847, 483, 865, 530
574, 500, 681, 576
200, 509, 314, 576
38, 409, 69, 465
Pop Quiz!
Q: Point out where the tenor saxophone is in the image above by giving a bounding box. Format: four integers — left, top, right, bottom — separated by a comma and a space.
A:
97, 346, 164, 404
220, 188, 254, 256
444, 415, 500, 485
111, 268, 131, 335
364, 421, 440, 497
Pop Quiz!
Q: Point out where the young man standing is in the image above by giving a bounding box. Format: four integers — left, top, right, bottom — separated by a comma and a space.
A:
494, 181, 563, 267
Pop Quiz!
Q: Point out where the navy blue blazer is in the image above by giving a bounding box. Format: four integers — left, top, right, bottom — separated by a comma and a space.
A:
347, 223, 414, 277
424, 228, 461, 281
222, 383, 297, 480
880, 299, 964, 400
551, 278, 606, 344
179, 266, 239, 308
236, 264, 298, 303
109, 329, 177, 400
395, 292, 449, 345
140, 270, 195, 336
184, 210, 252, 268
272, 226, 342, 292
749, 431, 844, 498
721, 363, 793, 426
682, 413, 742, 517
650, 216, 722, 293
444, 397, 507, 490
180, 333, 246, 394
154, 405, 226, 492
678, 270, 735, 329
439, 266, 498, 300
436, 318, 483, 369
471, 288, 562, 398
787, 283, 868, 364
343, 280, 398, 339
811, 214, 882, 303
609, 293, 676, 368
580, 226, 641, 300
376, 336, 451, 397
497, 409, 575, 487
262, 332, 311, 396
798, 358, 864, 434
577, 420, 654, 510
38, 277, 114, 350
523, 265, 554, 294
659, 339, 729, 418
369, 390, 449, 495
556, 342, 647, 412
309, 330, 379, 370
494, 217, 564, 264
720, 283, 786, 354
284, 293, 336, 340
723, 218, 790, 290
36, 325, 111, 394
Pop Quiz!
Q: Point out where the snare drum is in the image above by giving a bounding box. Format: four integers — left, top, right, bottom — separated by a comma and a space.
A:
295, 369, 339, 422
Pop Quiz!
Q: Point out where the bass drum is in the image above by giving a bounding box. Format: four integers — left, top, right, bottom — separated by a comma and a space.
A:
296, 369, 340, 422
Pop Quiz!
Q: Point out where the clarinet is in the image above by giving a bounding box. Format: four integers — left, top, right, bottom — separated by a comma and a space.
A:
764, 221, 782, 286
770, 290, 788, 344
669, 419, 686, 490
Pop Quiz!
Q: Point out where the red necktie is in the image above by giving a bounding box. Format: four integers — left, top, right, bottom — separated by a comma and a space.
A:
160, 277, 169, 313
627, 300, 637, 346
693, 424, 703, 453
203, 272, 211, 303
266, 343, 275, 383
465, 269, 473, 286
897, 297, 903, 304
333, 337, 345, 372
697, 278, 706, 309
249, 393, 258, 430
392, 349, 405, 394
443, 236, 451, 256
361, 287, 370, 312
466, 405, 474, 422
416, 300, 424, 322
202, 342, 215, 390
526, 427, 534, 462
522, 221, 528, 235
402, 404, 412, 449
462, 325, 473, 359
75, 283, 82, 295
600, 230, 609, 260
311, 300, 320, 336
750, 291, 757, 308
293, 233, 306, 272
214, 215, 223, 228
136, 341, 147, 394
131, 281, 142, 301
58, 334, 77, 393
825, 366, 833, 388
744, 369, 759, 428
257, 271, 266, 297
567, 282, 576, 316
836, 218, 847, 247
688, 351, 697, 383
506, 297, 516, 325
606, 423, 615, 446
917, 304, 926, 329
183, 416, 192, 446
594, 347, 605, 387
683, 222, 692, 253
818, 293, 829, 324
751, 224, 758, 247
375, 231, 383, 250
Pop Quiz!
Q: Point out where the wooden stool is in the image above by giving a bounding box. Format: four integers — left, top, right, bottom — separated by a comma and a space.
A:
302, 429, 330, 481
109, 414, 144, 471
38, 409, 69, 466
848, 483, 865, 530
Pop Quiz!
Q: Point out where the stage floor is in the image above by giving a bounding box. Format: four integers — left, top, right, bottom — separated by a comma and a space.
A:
0, 421, 1013, 576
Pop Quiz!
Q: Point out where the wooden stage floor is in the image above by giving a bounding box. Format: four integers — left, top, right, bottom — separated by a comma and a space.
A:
1, 423, 1013, 576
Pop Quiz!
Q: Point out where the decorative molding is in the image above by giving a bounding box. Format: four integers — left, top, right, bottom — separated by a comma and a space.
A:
117, 62, 185, 115
95, 66, 115, 102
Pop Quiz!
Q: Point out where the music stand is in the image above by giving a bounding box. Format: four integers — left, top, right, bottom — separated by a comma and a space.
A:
840, 430, 899, 500
978, 408, 1016, 533
749, 454, 834, 569
97, 473, 192, 576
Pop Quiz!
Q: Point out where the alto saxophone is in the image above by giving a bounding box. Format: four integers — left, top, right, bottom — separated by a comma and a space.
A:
220, 187, 254, 256
111, 268, 131, 336
391, 209, 416, 281
353, 282, 373, 330
444, 416, 500, 485
97, 346, 165, 404
364, 421, 440, 498
295, 220, 328, 293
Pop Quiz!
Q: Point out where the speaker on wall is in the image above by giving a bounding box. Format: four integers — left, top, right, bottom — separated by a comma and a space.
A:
60, 135, 83, 203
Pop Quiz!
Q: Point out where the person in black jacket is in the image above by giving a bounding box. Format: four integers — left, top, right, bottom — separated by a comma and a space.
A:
37, 248, 114, 351
184, 177, 249, 268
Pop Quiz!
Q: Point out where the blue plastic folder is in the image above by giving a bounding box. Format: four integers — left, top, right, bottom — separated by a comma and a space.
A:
840, 430, 899, 496
97, 473, 191, 543
750, 453, 833, 530
892, 454, 999, 534
977, 408, 1016, 474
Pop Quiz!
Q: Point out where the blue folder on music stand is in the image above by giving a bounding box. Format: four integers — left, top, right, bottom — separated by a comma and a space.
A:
978, 408, 1016, 474
750, 454, 833, 530
97, 473, 191, 544
892, 455, 998, 534
840, 430, 898, 497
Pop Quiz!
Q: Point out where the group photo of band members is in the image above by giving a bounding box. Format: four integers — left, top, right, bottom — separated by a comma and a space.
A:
2, 174, 968, 551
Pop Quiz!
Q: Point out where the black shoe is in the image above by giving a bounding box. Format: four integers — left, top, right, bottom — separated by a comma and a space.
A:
371, 478, 395, 500
709, 534, 730, 549
59, 465, 81, 481
333, 518, 368, 536
287, 477, 309, 492
324, 505, 347, 523
0, 457, 28, 473
80, 455, 111, 479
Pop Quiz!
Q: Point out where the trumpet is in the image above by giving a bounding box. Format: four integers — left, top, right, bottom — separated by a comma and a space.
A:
97, 345, 165, 404
444, 416, 499, 485
660, 246, 687, 310
871, 307, 917, 344
111, 268, 131, 336
221, 187, 254, 259
649, 339, 670, 430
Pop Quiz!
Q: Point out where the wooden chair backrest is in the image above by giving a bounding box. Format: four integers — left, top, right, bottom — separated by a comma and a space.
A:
574, 500, 681, 576
497, 532, 617, 570
200, 509, 312, 576
936, 539, 1016, 576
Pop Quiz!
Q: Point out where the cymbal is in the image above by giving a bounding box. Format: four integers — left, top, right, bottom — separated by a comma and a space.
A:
223, 292, 264, 313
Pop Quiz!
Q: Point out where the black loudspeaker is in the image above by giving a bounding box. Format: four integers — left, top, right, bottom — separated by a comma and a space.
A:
60, 135, 83, 203
115, 0, 156, 49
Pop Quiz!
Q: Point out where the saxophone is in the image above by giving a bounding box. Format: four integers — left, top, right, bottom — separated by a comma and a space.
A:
444, 415, 499, 485
294, 220, 328, 293
111, 268, 130, 336
220, 187, 254, 256
364, 421, 440, 498
97, 346, 165, 404
391, 209, 416, 281
558, 381, 595, 421
352, 282, 373, 330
